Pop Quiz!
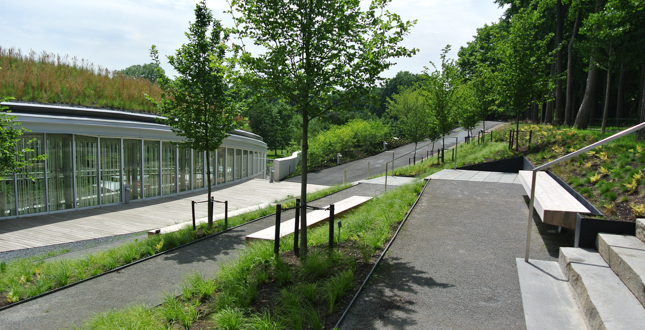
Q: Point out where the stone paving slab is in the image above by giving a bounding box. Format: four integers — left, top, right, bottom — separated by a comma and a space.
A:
426, 169, 519, 184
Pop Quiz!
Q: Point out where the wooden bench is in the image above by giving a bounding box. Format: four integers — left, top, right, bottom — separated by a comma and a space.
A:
518, 170, 591, 229
245, 195, 372, 242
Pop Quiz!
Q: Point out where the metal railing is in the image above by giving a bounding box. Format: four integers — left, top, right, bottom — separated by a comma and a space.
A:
524, 122, 645, 262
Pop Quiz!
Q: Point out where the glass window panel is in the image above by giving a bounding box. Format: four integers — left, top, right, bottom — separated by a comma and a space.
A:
217, 147, 225, 184
0, 175, 15, 217
47, 134, 74, 211
100, 138, 121, 204
193, 151, 204, 189
123, 139, 142, 200
178, 147, 190, 192
75, 135, 99, 208
242, 150, 248, 178
235, 149, 242, 180
226, 148, 234, 182
17, 133, 46, 215
161, 142, 176, 195
144, 141, 160, 198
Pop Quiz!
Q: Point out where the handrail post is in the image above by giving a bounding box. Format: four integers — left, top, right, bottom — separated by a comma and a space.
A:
392, 152, 395, 176
294, 199, 300, 256
385, 163, 388, 192
328, 204, 335, 249
454, 137, 458, 169
224, 200, 228, 229
525, 170, 538, 262
191, 200, 196, 230
275, 204, 281, 257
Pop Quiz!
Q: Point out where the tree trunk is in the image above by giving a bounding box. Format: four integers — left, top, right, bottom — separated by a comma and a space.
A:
554, 0, 565, 125
615, 61, 626, 127
300, 110, 309, 255
206, 150, 213, 228
531, 99, 539, 123
601, 43, 612, 134
575, 0, 601, 129
565, 11, 580, 126
637, 64, 645, 140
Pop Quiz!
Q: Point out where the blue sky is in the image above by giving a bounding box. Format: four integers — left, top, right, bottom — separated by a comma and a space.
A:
1, 0, 504, 79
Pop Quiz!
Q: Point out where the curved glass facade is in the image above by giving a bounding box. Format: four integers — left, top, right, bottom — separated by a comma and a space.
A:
0, 137, 267, 219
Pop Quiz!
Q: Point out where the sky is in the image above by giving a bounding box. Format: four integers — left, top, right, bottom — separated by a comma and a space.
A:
1, 0, 505, 79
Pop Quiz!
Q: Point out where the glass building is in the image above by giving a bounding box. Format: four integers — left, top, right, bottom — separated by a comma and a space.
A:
0, 102, 268, 219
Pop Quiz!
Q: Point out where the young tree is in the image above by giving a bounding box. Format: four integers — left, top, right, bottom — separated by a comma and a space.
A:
423, 46, 461, 148
493, 5, 552, 140
386, 87, 434, 161
148, 1, 244, 228
229, 0, 416, 255
0, 96, 46, 178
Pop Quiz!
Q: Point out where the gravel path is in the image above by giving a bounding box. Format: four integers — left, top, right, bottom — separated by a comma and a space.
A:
339, 179, 556, 330
0, 183, 387, 330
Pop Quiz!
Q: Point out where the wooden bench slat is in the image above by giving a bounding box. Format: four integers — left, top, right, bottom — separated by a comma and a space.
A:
245, 196, 372, 242
518, 171, 590, 229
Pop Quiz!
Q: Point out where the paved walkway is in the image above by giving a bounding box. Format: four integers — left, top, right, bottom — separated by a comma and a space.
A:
427, 169, 521, 184
0, 178, 328, 253
285, 121, 504, 186
0, 183, 388, 330
339, 177, 558, 330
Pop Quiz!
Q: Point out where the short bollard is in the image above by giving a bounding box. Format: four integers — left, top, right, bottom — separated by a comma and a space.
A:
337, 220, 342, 244
328, 204, 335, 249
274, 204, 281, 256
294, 199, 300, 256
367, 161, 370, 179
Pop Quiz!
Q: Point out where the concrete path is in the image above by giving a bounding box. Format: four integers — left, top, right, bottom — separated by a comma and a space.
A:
0, 183, 388, 330
0, 178, 328, 253
285, 121, 504, 186
339, 179, 557, 330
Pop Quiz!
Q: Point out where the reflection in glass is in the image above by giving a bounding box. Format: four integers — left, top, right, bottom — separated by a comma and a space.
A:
100, 138, 121, 204
144, 141, 160, 197
242, 150, 248, 178
178, 147, 190, 192
193, 151, 204, 189
217, 147, 225, 184
235, 149, 242, 180
75, 135, 99, 208
16, 133, 46, 215
47, 134, 74, 211
0, 175, 15, 217
226, 148, 234, 182
162, 142, 176, 195
123, 139, 142, 200
207, 150, 215, 187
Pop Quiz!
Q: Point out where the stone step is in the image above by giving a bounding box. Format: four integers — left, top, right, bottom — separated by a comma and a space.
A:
559, 247, 645, 330
516, 259, 588, 330
637, 219, 645, 244
597, 233, 645, 308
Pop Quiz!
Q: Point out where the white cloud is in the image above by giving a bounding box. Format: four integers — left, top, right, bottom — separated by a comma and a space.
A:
0, 0, 504, 78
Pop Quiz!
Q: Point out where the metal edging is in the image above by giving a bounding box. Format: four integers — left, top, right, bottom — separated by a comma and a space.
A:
334, 178, 430, 329
0, 182, 357, 312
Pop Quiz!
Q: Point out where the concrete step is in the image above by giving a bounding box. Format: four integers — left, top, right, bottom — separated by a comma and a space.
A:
637, 219, 645, 244
559, 247, 645, 330
516, 259, 588, 330
597, 233, 645, 308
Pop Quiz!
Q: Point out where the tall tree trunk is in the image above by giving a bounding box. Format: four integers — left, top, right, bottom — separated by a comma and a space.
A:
637, 64, 645, 140
615, 62, 626, 127
601, 43, 612, 133
300, 110, 309, 255
565, 11, 581, 126
554, 0, 565, 125
531, 98, 539, 123
545, 63, 555, 124
575, 0, 601, 129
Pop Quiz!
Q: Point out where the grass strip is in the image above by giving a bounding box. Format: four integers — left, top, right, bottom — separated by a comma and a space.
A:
0, 183, 350, 307
77, 180, 425, 330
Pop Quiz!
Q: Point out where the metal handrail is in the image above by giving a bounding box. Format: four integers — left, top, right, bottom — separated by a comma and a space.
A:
524, 122, 645, 262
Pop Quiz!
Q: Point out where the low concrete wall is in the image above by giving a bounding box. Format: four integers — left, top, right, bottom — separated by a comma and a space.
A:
274, 151, 300, 181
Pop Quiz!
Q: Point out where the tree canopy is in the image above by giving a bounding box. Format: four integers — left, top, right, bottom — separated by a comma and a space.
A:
117, 63, 160, 83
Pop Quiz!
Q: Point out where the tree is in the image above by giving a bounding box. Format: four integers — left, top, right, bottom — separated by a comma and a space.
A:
229, 0, 416, 256
148, 1, 244, 228
457, 82, 483, 137
117, 63, 160, 83
386, 87, 434, 161
494, 5, 552, 141
374, 71, 425, 117
423, 45, 461, 148
0, 96, 46, 179
245, 97, 294, 154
